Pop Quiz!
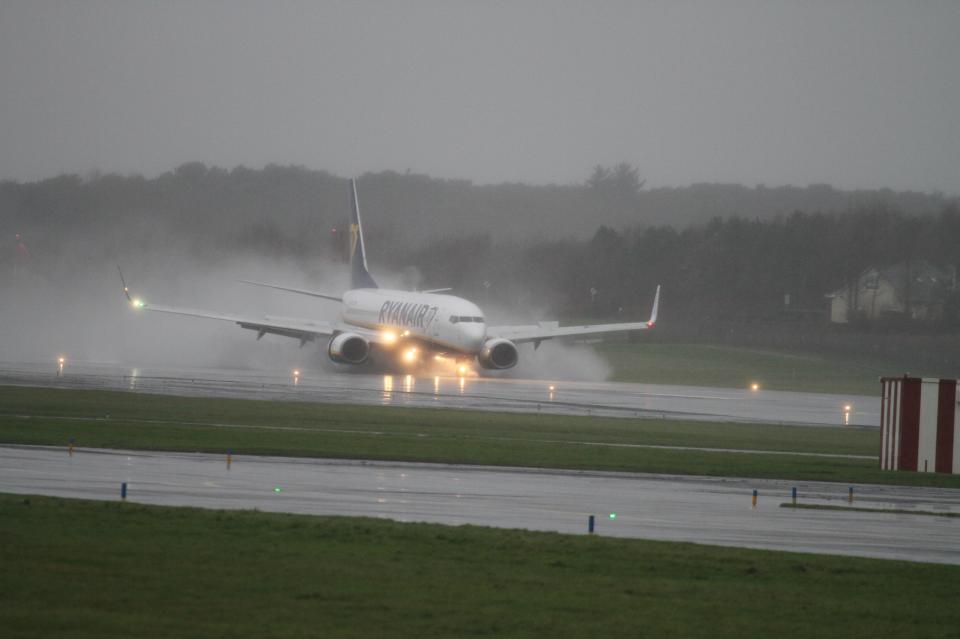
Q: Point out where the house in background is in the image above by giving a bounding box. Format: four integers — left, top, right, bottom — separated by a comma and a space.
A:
828, 260, 953, 324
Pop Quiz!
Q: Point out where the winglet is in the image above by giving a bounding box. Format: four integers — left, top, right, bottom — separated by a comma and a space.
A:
646, 285, 661, 328
349, 178, 378, 289
117, 265, 132, 302
117, 265, 146, 309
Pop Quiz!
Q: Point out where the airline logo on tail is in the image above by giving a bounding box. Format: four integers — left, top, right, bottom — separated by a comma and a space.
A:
349, 223, 361, 262
349, 179, 378, 289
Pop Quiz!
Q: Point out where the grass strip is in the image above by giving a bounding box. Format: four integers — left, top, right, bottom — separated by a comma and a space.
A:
4, 385, 960, 488
780, 503, 960, 518
2, 493, 959, 639
597, 342, 898, 395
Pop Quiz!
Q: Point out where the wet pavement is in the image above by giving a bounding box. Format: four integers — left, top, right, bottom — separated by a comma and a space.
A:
2, 445, 957, 564
0, 361, 877, 427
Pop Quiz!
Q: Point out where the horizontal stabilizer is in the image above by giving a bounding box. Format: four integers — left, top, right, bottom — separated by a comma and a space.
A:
238, 280, 342, 302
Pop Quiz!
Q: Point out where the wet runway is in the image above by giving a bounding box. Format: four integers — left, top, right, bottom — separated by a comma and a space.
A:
2, 445, 957, 564
0, 361, 878, 426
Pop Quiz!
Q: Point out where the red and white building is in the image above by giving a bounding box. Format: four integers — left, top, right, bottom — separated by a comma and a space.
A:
880, 377, 960, 474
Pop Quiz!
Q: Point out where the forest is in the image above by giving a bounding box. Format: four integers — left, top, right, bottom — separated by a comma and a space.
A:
4, 163, 959, 364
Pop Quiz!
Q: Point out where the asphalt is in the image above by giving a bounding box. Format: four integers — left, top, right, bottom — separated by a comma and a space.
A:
0, 361, 877, 426
2, 445, 957, 565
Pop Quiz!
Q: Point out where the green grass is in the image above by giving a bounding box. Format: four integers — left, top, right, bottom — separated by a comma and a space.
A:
596, 342, 895, 395
2, 494, 958, 639
4, 385, 960, 488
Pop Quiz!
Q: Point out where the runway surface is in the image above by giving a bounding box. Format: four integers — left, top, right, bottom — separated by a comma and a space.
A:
2, 445, 957, 564
0, 361, 878, 426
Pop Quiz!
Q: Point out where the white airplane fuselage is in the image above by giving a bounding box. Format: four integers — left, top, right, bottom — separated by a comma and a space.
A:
342, 288, 486, 355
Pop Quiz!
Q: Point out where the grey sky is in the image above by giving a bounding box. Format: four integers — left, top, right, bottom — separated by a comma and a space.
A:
1, 1, 958, 192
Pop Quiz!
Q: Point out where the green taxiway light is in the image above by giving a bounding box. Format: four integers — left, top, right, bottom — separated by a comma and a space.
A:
274, 487, 282, 493
609, 513, 617, 520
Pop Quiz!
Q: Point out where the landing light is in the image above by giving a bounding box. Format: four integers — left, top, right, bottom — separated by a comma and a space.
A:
382, 331, 397, 345
403, 348, 418, 363
750, 382, 760, 392
131, 298, 145, 309
458, 365, 468, 376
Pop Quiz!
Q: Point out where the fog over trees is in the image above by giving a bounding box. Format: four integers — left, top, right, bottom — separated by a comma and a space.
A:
4, 164, 960, 369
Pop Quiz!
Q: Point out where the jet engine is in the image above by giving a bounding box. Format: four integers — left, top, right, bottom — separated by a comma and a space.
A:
327, 332, 370, 365
477, 338, 519, 370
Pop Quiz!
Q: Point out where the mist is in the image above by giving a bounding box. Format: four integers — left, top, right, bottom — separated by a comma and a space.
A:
2, 3, 959, 194
2, 253, 337, 370
2, 241, 616, 382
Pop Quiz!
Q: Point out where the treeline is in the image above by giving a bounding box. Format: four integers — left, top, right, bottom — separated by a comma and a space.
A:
3, 163, 959, 329
403, 206, 960, 326
3, 162, 956, 266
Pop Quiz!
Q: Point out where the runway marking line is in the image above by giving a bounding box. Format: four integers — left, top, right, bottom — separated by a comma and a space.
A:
781, 503, 960, 518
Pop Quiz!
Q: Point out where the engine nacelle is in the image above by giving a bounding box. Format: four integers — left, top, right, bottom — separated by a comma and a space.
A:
477, 338, 519, 370
327, 332, 370, 365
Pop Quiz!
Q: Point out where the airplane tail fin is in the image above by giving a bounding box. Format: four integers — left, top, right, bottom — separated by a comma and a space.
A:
348, 178, 378, 289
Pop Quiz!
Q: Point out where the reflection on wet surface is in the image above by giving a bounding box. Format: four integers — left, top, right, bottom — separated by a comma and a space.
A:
0, 361, 879, 427
1, 445, 956, 564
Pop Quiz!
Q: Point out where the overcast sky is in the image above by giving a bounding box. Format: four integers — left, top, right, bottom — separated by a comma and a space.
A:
1, 1, 958, 192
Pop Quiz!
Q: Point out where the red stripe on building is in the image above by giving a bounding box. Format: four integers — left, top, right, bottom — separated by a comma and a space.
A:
935, 380, 956, 473
898, 378, 921, 471
880, 380, 889, 469
892, 379, 901, 469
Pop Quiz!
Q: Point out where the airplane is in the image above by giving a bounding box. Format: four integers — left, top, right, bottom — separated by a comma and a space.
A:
120, 179, 660, 373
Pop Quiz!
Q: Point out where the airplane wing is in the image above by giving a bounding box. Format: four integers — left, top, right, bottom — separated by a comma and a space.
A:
118, 266, 368, 347
136, 303, 340, 346
487, 285, 660, 345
